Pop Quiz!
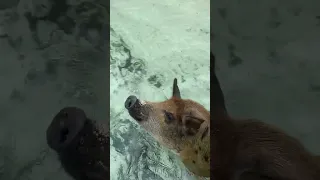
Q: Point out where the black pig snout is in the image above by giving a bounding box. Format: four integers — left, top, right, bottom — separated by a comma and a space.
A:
46, 107, 87, 151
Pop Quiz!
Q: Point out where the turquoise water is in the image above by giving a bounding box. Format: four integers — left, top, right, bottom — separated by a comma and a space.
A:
0, 0, 319, 180
110, 0, 210, 179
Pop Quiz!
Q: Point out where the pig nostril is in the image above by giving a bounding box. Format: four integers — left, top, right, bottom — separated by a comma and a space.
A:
125, 95, 138, 109
59, 127, 69, 143
46, 107, 88, 151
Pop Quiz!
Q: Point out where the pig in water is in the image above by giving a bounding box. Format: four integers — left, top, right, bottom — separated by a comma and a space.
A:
125, 78, 210, 178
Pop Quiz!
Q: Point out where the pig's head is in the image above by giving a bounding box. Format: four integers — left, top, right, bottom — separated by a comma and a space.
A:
46, 107, 109, 180
124, 78, 210, 155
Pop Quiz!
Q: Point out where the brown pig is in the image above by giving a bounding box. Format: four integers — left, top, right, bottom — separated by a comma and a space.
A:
125, 78, 211, 178
125, 52, 320, 180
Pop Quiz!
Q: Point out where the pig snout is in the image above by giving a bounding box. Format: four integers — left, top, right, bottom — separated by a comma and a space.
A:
125, 95, 140, 110
46, 107, 86, 151
125, 95, 145, 121
46, 107, 109, 180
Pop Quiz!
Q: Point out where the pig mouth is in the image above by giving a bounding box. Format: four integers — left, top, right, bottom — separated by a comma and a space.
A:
125, 95, 149, 122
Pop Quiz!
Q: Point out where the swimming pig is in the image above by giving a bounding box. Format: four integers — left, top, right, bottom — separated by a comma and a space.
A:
125, 78, 210, 178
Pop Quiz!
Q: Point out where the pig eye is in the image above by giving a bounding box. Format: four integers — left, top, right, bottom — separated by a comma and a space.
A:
163, 110, 175, 123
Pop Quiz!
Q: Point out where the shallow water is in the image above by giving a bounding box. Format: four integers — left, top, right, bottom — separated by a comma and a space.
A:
110, 0, 210, 179
0, 0, 319, 180
0, 0, 209, 179
0, 0, 108, 179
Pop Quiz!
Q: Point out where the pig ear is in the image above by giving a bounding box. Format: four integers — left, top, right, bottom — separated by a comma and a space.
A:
172, 78, 181, 99
181, 113, 205, 136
